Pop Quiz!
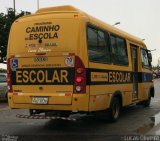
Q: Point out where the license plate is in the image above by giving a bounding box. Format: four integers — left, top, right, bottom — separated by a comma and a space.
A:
32, 97, 48, 104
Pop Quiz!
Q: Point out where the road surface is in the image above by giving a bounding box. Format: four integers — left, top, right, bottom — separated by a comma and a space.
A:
0, 79, 160, 141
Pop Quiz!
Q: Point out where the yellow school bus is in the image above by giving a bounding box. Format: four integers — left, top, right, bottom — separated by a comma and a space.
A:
7, 5, 154, 122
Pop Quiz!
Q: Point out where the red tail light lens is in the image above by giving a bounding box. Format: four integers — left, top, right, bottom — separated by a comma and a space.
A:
76, 77, 83, 83
74, 56, 86, 93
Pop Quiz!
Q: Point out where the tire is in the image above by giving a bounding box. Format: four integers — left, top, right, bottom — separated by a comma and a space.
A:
143, 94, 151, 107
5, 93, 8, 102
108, 97, 121, 122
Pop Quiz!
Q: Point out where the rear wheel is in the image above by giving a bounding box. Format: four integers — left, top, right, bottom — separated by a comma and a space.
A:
108, 97, 121, 122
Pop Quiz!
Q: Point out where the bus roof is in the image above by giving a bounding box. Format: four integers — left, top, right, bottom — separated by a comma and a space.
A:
35, 5, 145, 47
36, 5, 84, 14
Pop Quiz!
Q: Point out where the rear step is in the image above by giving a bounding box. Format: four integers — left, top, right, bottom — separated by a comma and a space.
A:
16, 113, 88, 121
16, 114, 77, 121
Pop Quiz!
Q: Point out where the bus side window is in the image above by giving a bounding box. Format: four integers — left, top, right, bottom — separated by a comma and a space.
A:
110, 35, 128, 66
87, 26, 110, 64
141, 49, 151, 69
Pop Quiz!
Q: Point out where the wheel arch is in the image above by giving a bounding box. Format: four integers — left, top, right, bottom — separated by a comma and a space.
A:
110, 90, 123, 107
149, 86, 154, 98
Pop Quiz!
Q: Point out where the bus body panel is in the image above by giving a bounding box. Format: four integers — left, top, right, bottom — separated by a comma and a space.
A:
8, 89, 90, 111
8, 11, 90, 111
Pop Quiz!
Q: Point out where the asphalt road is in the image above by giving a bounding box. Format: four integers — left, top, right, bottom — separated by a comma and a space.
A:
0, 80, 160, 141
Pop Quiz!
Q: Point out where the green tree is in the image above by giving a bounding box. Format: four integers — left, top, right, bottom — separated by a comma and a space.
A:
0, 8, 30, 63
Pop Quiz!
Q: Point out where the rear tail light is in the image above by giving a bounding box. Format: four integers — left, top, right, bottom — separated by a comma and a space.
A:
74, 56, 86, 93
7, 58, 13, 92
76, 68, 84, 74
75, 86, 82, 92
76, 77, 83, 83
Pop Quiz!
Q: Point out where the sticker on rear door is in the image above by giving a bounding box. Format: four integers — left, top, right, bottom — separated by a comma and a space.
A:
65, 57, 74, 67
11, 58, 18, 71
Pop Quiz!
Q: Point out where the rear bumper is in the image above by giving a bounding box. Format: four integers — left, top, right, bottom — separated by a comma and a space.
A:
8, 93, 89, 112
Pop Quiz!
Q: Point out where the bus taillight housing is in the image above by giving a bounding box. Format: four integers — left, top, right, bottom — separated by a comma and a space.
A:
7, 58, 13, 92
74, 56, 86, 93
